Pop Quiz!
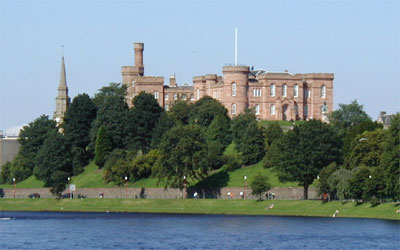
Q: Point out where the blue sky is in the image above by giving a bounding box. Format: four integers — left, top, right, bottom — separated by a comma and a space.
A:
1, 0, 399, 134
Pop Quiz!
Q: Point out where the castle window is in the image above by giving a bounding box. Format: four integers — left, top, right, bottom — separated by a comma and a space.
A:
182, 94, 187, 100
232, 103, 236, 115
232, 83, 237, 97
165, 104, 169, 111
165, 94, 169, 101
293, 84, 299, 97
282, 84, 287, 97
294, 103, 298, 116
270, 84, 275, 97
321, 85, 326, 98
255, 104, 260, 115
270, 104, 276, 115
253, 88, 261, 97
154, 91, 159, 99
196, 88, 200, 100
174, 93, 178, 100
190, 94, 194, 100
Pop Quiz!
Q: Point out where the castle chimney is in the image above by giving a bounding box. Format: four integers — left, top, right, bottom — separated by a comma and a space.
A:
134, 43, 144, 67
169, 75, 177, 87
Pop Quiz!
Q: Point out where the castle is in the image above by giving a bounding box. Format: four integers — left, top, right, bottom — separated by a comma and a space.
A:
122, 43, 334, 121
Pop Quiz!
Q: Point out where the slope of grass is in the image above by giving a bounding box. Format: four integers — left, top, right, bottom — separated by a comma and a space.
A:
71, 161, 115, 188
1, 199, 398, 220
0, 175, 44, 189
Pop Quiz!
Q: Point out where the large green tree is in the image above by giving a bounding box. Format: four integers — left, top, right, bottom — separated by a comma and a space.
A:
206, 114, 232, 149
17, 115, 58, 177
33, 130, 72, 186
90, 83, 130, 150
151, 113, 177, 149
231, 110, 257, 151
264, 122, 283, 150
264, 120, 341, 199
154, 125, 210, 188
169, 100, 192, 126
63, 93, 97, 174
381, 113, 400, 201
189, 96, 229, 128
240, 122, 265, 165
129, 91, 164, 153
344, 129, 386, 169
250, 172, 272, 200
328, 100, 370, 136
94, 126, 112, 168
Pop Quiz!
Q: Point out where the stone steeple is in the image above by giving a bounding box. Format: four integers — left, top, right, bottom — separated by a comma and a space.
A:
54, 56, 70, 125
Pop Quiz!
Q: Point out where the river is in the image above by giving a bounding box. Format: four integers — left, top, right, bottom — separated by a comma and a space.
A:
0, 211, 398, 249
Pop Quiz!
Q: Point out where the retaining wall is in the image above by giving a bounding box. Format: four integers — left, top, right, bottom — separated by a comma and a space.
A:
1, 187, 317, 200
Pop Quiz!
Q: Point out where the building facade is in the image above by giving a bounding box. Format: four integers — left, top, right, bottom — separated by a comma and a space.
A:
122, 43, 334, 120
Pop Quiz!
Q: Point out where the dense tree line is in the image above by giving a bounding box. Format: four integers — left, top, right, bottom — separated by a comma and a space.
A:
1, 84, 398, 204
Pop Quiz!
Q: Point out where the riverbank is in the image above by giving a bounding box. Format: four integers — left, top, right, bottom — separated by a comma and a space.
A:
1, 199, 399, 220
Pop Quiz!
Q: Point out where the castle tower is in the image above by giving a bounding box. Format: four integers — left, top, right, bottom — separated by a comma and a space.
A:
222, 66, 249, 117
54, 56, 70, 125
134, 43, 144, 76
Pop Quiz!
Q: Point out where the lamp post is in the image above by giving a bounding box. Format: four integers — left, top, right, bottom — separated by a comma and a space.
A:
244, 176, 247, 188
12, 178, 16, 199
125, 176, 128, 199
183, 176, 187, 199
68, 177, 71, 199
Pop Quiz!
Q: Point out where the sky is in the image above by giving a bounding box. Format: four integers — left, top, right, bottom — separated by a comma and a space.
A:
1, 0, 399, 135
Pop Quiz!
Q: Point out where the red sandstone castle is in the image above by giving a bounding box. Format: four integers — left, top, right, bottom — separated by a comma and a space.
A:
122, 43, 333, 121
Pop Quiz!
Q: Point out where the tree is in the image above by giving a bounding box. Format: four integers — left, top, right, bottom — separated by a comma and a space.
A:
90, 83, 130, 150
231, 110, 257, 151
63, 93, 97, 174
344, 129, 386, 169
154, 125, 210, 188
33, 130, 72, 186
347, 166, 370, 202
49, 170, 69, 198
364, 166, 386, 203
206, 115, 232, 149
189, 96, 229, 128
264, 120, 341, 199
381, 113, 400, 201
264, 122, 283, 150
328, 100, 370, 136
130, 149, 159, 181
94, 126, 112, 168
129, 92, 164, 153
250, 172, 272, 200
151, 113, 177, 149
316, 162, 338, 197
327, 168, 352, 201
342, 120, 383, 159
169, 100, 192, 125
240, 122, 265, 165
17, 115, 58, 177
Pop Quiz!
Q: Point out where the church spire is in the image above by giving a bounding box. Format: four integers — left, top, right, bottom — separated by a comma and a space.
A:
59, 55, 67, 88
54, 49, 70, 125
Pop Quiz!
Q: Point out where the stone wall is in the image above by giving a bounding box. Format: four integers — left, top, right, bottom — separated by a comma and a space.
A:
1, 187, 317, 200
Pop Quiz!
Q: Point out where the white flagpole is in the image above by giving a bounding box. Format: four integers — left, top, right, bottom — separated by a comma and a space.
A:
235, 28, 238, 66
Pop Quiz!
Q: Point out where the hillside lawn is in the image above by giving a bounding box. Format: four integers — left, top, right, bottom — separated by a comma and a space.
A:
0, 143, 301, 189
0, 199, 398, 220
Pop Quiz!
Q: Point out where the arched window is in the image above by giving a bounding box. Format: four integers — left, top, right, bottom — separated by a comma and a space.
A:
293, 84, 298, 97
270, 84, 275, 97
270, 104, 276, 115
154, 91, 159, 99
164, 104, 169, 111
294, 103, 298, 116
190, 94, 194, 100
165, 94, 169, 100
321, 85, 326, 98
182, 94, 187, 100
231, 103, 236, 115
255, 104, 260, 115
196, 88, 200, 100
282, 84, 287, 97
173, 93, 178, 100
232, 83, 237, 97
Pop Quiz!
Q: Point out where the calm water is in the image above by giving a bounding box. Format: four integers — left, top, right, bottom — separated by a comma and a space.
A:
0, 211, 399, 249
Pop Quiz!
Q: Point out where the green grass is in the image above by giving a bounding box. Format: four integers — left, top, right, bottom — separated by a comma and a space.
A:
0, 199, 398, 220
1, 144, 301, 189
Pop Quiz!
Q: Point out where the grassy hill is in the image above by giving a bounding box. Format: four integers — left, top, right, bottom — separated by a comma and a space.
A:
1, 142, 301, 189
